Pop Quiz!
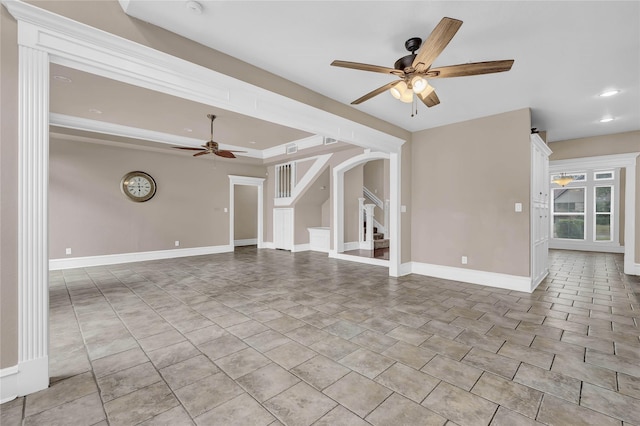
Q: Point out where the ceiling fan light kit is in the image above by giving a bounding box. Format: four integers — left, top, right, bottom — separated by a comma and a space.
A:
331, 17, 514, 116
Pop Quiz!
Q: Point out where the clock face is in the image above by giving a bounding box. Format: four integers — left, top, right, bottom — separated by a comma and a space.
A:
121, 171, 156, 202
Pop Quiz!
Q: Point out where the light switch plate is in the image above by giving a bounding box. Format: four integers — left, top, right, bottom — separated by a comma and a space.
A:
515, 202, 523, 212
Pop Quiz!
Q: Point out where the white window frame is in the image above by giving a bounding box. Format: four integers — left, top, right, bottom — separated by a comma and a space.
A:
552, 186, 587, 241
594, 184, 614, 242
549, 166, 621, 252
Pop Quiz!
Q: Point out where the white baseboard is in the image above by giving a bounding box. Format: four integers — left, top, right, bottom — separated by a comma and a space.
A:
234, 238, 257, 247
49, 245, 234, 270
329, 251, 389, 267
12, 356, 48, 400
409, 262, 533, 293
549, 241, 624, 253
292, 243, 310, 253
261, 242, 275, 249
342, 241, 360, 251
629, 263, 640, 275
399, 262, 412, 276
0, 365, 19, 403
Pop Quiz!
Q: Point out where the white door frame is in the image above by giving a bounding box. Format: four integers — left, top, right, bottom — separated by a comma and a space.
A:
229, 175, 265, 249
4, 0, 405, 398
331, 150, 402, 276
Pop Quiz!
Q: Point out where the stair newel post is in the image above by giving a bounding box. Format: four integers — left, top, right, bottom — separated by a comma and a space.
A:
358, 197, 365, 245
365, 204, 375, 250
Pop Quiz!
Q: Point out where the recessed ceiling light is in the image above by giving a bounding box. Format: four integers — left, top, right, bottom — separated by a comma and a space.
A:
249, 141, 256, 144
600, 90, 620, 97
599, 117, 614, 123
53, 75, 72, 83
88, 108, 102, 114
185, 0, 203, 14
183, 127, 193, 132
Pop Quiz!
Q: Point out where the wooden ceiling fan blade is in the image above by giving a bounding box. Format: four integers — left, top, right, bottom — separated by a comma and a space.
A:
193, 151, 210, 157
417, 85, 440, 107
351, 80, 403, 105
215, 150, 236, 159
426, 60, 514, 78
412, 17, 463, 72
173, 146, 206, 151
331, 60, 403, 76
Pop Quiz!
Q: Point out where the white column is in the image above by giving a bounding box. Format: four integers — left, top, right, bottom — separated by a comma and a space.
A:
389, 151, 401, 277
384, 199, 390, 239
365, 204, 375, 250
624, 161, 637, 275
17, 45, 50, 395
358, 197, 365, 243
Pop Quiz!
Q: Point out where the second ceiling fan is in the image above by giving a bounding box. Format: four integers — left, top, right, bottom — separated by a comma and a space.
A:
173, 114, 246, 159
331, 17, 514, 109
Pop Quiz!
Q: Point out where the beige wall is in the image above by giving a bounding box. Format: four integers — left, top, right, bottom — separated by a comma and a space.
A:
49, 137, 266, 258
549, 130, 640, 262
293, 168, 329, 244
294, 204, 323, 245
1, 5, 19, 370
234, 185, 258, 241
411, 108, 532, 276
344, 165, 364, 244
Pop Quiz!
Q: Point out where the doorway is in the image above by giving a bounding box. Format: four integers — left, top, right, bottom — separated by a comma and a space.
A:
229, 175, 265, 249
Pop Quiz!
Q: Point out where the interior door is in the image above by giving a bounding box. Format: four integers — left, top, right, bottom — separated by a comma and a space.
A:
273, 208, 294, 250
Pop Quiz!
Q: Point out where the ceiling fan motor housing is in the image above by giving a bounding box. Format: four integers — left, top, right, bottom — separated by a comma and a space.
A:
394, 37, 422, 71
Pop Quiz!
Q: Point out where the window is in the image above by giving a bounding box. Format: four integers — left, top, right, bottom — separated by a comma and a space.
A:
549, 168, 619, 248
595, 171, 614, 180
553, 188, 585, 239
550, 172, 586, 183
595, 186, 612, 241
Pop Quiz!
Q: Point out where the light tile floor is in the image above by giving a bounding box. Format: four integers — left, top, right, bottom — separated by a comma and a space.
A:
1, 248, 639, 425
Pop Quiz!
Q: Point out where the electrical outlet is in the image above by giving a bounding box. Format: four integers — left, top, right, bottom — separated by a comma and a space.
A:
224, 207, 228, 213
65, 248, 72, 255
461, 256, 468, 265
175, 241, 180, 247
515, 202, 523, 212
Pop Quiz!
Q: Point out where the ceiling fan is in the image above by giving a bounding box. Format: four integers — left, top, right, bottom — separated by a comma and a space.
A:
331, 17, 514, 111
173, 114, 246, 158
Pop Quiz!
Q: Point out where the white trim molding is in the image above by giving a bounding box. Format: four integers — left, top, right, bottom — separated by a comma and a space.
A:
50, 113, 331, 160
292, 243, 311, 253
333, 150, 402, 277
329, 251, 390, 268
0, 365, 19, 403
17, 43, 50, 396
549, 241, 625, 253
550, 152, 639, 275
234, 239, 258, 247
410, 262, 535, 293
228, 175, 265, 249
49, 245, 234, 270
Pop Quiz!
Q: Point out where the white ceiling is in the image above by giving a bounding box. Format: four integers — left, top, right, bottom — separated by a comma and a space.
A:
120, 1, 639, 143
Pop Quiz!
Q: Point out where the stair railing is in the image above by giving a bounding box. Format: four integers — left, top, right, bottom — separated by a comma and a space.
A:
358, 197, 375, 250
275, 162, 296, 199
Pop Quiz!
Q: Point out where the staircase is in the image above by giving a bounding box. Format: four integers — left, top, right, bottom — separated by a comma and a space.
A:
366, 225, 390, 250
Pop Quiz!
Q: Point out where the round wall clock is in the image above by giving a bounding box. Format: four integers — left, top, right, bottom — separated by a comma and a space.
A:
121, 171, 156, 202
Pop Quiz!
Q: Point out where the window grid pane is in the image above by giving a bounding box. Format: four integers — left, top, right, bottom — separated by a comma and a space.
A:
595, 214, 612, 241
554, 188, 585, 213
595, 186, 612, 213
553, 215, 585, 239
